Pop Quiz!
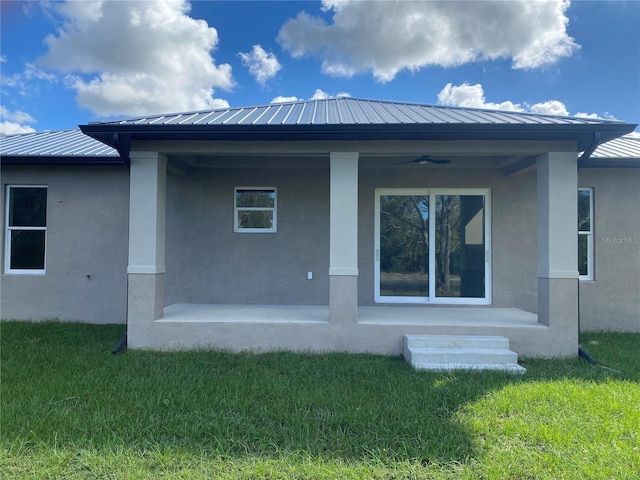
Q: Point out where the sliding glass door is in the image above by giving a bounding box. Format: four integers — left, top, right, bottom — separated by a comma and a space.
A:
375, 189, 491, 304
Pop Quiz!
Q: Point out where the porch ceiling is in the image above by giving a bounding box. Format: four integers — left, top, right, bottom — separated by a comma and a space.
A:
165, 152, 537, 175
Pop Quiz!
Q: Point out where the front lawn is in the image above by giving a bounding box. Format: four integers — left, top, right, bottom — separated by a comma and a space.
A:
1, 321, 638, 479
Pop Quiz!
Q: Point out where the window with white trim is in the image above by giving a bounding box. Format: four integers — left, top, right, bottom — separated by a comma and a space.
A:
234, 187, 277, 233
578, 188, 593, 280
4, 185, 47, 274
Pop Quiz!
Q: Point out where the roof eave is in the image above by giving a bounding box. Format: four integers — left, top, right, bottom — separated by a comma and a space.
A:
80, 122, 637, 153
0, 155, 125, 167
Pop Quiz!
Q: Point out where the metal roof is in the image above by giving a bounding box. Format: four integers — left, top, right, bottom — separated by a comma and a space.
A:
91, 97, 627, 128
81, 97, 636, 153
591, 134, 640, 158
1, 129, 117, 156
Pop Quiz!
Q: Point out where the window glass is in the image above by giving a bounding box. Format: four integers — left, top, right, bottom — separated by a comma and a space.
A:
9, 187, 47, 227
237, 210, 274, 230
10, 230, 46, 270
578, 233, 588, 277
435, 195, 485, 298
379, 195, 429, 297
578, 188, 593, 279
578, 189, 591, 232
234, 187, 276, 233
235, 190, 275, 208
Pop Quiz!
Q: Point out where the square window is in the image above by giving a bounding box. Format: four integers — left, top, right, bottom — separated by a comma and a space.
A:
234, 187, 277, 233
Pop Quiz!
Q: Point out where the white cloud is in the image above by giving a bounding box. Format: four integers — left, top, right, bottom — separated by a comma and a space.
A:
574, 112, 603, 120
437, 82, 577, 116
530, 100, 569, 116
0, 106, 36, 124
0, 122, 36, 135
437, 83, 523, 111
271, 96, 301, 103
0, 106, 37, 134
38, 0, 233, 116
239, 45, 282, 85
278, 0, 578, 82
271, 89, 351, 104
437, 82, 619, 121
310, 88, 330, 100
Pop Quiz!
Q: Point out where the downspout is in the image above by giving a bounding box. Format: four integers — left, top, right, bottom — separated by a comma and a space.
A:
113, 132, 131, 170
112, 132, 131, 354
576, 132, 600, 364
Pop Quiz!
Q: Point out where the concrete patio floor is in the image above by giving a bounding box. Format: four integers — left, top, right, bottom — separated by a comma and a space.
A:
160, 303, 540, 327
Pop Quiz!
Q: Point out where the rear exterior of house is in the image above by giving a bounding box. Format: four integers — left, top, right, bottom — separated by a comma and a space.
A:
1, 99, 638, 357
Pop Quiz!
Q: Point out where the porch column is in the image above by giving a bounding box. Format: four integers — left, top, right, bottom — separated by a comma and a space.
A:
536, 151, 579, 355
329, 152, 359, 324
127, 151, 167, 348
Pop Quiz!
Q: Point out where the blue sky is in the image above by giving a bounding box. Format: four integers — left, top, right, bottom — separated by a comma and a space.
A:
1, 0, 639, 135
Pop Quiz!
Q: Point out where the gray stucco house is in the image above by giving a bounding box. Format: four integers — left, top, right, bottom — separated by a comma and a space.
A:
1, 98, 638, 358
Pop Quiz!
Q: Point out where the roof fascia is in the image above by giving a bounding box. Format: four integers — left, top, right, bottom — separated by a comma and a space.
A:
0, 155, 125, 167
81, 122, 637, 153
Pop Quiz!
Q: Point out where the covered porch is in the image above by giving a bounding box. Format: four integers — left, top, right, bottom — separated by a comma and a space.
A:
124, 144, 579, 358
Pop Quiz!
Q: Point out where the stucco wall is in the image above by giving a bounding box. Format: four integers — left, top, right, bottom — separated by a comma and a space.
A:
6, 161, 635, 332
578, 168, 640, 332
1, 166, 129, 323
165, 162, 539, 313
164, 164, 331, 305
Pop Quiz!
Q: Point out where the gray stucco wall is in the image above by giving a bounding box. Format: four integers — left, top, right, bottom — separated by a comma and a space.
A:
1, 166, 129, 323
164, 164, 331, 305
578, 168, 640, 332
5, 161, 636, 332
165, 162, 539, 313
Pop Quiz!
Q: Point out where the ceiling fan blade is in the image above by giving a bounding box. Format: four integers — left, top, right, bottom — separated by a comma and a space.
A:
393, 155, 452, 165
393, 159, 419, 165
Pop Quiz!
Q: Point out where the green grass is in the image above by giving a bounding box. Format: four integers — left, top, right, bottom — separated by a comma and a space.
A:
1, 321, 639, 479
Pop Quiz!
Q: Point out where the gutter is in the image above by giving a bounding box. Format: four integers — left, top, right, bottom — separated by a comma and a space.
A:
577, 131, 601, 168
112, 133, 131, 169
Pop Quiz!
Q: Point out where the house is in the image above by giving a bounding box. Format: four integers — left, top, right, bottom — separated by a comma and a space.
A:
1, 98, 638, 358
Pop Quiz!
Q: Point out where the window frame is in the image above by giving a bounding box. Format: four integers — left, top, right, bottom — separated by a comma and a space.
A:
4, 185, 48, 275
374, 188, 492, 305
233, 187, 277, 233
578, 187, 594, 280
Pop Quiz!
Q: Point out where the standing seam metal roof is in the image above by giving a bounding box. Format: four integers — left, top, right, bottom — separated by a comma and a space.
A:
90, 97, 628, 128
0, 129, 118, 157
591, 135, 640, 158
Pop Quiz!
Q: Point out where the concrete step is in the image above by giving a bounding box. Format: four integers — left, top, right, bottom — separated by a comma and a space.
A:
404, 334, 510, 350
412, 362, 527, 374
403, 334, 526, 374
407, 347, 518, 365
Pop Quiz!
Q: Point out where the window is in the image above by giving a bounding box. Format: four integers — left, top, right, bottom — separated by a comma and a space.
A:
234, 187, 277, 233
4, 186, 47, 274
375, 188, 491, 304
578, 188, 593, 280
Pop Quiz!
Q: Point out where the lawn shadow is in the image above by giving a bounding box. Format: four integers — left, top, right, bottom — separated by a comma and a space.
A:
2, 322, 638, 472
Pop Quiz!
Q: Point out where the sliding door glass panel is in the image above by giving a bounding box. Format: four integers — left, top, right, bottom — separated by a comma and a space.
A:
379, 195, 429, 297
435, 195, 485, 298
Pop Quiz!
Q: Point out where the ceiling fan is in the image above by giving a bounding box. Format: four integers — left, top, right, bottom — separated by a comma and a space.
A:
393, 155, 452, 166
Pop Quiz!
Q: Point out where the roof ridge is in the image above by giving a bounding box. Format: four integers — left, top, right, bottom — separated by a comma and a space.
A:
86, 97, 630, 127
